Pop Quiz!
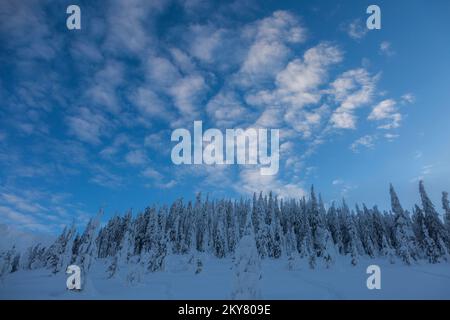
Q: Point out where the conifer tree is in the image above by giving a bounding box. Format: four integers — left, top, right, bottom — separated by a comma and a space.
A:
390, 184, 417, 264
231, 216, 262, 300
442, 191, 450, 248
419, 181, 447, 260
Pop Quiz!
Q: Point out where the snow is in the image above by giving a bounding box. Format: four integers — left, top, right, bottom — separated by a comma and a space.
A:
2, 184, 450, 300
1, 256, 450, 299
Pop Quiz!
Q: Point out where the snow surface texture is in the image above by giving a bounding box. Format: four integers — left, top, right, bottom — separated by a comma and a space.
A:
1, 181, 450, 299
1, 257, 450, 299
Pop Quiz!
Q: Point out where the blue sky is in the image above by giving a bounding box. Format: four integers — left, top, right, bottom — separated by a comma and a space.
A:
1, 0, 450, 235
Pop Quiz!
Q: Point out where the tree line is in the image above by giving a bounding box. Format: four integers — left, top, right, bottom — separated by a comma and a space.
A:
1, 180, 450, 279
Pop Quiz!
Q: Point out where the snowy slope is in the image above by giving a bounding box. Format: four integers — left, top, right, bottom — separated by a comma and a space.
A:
1, 256, 449, 300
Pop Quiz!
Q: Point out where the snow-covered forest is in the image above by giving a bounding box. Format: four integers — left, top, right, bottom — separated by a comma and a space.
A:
1, 180, 450, 297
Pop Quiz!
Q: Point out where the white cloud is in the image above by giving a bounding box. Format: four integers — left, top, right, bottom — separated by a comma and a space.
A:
410, 164, 434, 183
0, 223, 53, 251
170, 48, 196, 73
255, 107, 284, 128
146, 56, 181, 89
157, 180, 177, 189
0, 0, 61, 61
368, 99, 402, 129
329, 112, 356, 130
237, 168, 306, 199
103, 0, 166, 56
350, 135, 376, 153
130, 87, 172, 121
71, 40, 103, 63
278, 44, 342, 93
330, 69, 378, 129
284, 105, 329, 138
377, 113, 401, 129
207, 90, 249, 128
379, 41, 395, 56
422, 164, 433, 175
330, 179, 357, 197
66, 107, 109, 145
368, 99, 396, 120
346, 19, 368, 40
0, 205, 41, 228
169, 74, 207, 119
89, 165, 123, 188
0, 187, 88, 233
237, 10, 307, 86
86, 60, 124, 114
144, 131, 168, 150
125, 150, 148, 166
246, 43, 342, 136
142, 167, 163, 180
384, 133, 399, 141
401, 93, 415, 104
1, 193, 46, 213
143, 167, 177, 189
188, 25, 226, 63
99, 134, 138, 160
142, 53, 208, 125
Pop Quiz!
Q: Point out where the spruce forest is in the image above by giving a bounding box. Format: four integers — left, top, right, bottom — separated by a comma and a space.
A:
1, 180, 450, 281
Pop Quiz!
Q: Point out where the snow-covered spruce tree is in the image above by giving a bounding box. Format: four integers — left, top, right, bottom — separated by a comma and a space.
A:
165, 200, 178, 253
308, 186, 327, 265
225, 200, 238, 255
43, 223, 76, 274
338, 200, 361, 265
361, 204, 377, 257
284, 224, 297, 258
419, 181, 447, 260
285, 200, 302, 270
0, 246, 19, 278
11, 252, 20, 273
56, 223, 76, 273
20, 246, 32, 270
302, 215, 314, 263
134, 209, 153, 256
146, 212, 168, 273
390, 184, 417, 264
205, 198, 214, 254
107, 211, 134, 278
326, 203, 343, 254
180, 201, 194, 254
442, 191, 450, 248
371, 206, 389, 257
213, 202, 227, 258
194, 193, 208, 252
10, 185, 450, 282
412, 205, 439, 263
266, 193, 283, 259
231, 216, 262, 300
412, 204, 426, 258
322, 229, 336, 268
265, 193, 275, 258
121, 213, 145, 284
26, 244, 46, 270
235, 198, 250, 239
44, 227, 66, 273
318, 193, 336, 267
253, 193, 268, 258
97, 215, 122, 259
355, 205, 373, 258
73, 209, 103, 277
